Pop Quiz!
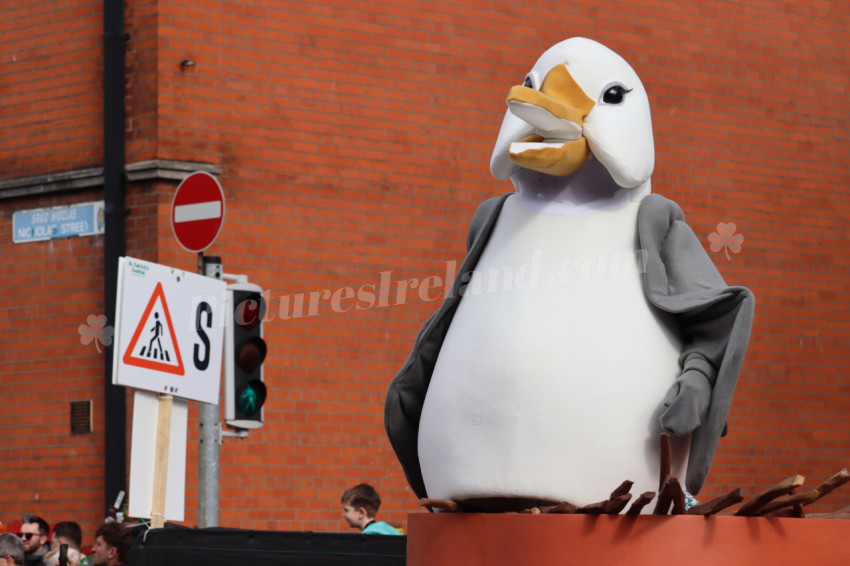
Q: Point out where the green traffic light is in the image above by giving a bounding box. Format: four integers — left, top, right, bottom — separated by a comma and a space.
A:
237, 380, 267, 416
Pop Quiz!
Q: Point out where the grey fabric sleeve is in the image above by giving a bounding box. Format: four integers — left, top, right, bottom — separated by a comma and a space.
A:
638, 194, 755, 494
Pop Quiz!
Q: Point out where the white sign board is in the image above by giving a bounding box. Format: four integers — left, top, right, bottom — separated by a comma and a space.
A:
112, 256, 226, 404
128, 390, 187, 522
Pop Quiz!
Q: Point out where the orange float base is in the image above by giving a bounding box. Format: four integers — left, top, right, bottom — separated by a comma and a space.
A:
407, 513, 850, 566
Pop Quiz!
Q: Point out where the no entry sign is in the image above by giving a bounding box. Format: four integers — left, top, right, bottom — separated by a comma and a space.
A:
170, 171, 225, 252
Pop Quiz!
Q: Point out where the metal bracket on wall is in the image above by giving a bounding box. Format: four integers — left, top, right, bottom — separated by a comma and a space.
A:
219, 423, 250, 442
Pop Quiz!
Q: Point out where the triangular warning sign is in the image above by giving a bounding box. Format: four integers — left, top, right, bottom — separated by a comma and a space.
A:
122, 282, 185, 375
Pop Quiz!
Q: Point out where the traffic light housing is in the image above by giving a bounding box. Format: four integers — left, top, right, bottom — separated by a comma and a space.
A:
225, 283, 268, 429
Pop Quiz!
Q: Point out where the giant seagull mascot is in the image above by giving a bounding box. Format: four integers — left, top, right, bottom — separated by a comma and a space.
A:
385, 37, 755, 511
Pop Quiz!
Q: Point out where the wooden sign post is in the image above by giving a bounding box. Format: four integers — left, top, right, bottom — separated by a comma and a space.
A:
150, 394, 173, 529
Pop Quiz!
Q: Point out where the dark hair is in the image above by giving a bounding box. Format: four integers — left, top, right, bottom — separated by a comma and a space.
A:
20, 514, 49, 537
341, 483, 381, 518
94, 522, 130, 564
52, 521, 83, 549
0, 533, 24, 565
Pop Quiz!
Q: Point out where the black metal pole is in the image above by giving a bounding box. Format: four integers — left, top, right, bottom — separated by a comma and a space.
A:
103, 0, 127, 517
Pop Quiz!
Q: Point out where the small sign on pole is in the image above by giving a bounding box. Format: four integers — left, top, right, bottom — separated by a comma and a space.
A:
171, 172, 225, 253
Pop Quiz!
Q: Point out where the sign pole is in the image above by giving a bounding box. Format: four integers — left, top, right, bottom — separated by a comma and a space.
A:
168, 170, 227, 527
198, 255, 222, 528
150, 393, 173, 529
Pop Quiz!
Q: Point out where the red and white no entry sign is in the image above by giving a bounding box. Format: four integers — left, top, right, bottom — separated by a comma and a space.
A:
170, 171, 225, 252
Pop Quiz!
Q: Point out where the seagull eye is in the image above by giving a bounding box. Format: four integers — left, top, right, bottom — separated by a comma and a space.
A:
523, 75, 534, 88
602, 85, 630, 104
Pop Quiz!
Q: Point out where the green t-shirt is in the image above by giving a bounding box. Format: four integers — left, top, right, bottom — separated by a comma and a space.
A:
361, 521, 401, 535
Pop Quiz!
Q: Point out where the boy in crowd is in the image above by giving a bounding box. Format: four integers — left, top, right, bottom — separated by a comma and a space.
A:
341, 484, 400, 535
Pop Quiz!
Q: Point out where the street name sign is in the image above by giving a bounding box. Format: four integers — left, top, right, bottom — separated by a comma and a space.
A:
13, 201, 105, 243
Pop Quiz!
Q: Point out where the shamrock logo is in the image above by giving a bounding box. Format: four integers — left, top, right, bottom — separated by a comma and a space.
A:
78, 314, 115, 353
708, 222, 744, 261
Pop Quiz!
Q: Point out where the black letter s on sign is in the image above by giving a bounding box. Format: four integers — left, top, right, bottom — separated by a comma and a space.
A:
194, 301, 212, 371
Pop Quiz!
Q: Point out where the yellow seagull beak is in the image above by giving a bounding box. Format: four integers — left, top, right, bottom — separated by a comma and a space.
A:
506, 65, 596, 176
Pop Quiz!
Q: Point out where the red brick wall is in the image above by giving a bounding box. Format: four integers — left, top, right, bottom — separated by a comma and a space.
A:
0, 185, 158, 543
1, 0, 104, 544
0, 1, 103, 178
126, 0, 160, 163
1, 0, 848, 541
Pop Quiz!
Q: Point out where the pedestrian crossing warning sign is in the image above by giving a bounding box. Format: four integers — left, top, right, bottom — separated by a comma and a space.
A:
122, 282, 185, 375
113, 257, 225, 404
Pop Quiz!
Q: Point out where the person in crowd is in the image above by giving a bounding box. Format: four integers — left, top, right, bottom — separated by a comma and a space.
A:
40, 546, 81, 566
0, 532, 24, 566
341, 484, 401, 535
18, 515, 49, 566
89, 523, 129, 566
47, 522, 86, 566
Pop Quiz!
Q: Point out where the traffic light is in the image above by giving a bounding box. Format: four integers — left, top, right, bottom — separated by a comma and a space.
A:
224, 283, 268, 429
